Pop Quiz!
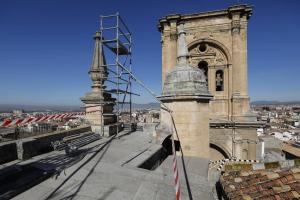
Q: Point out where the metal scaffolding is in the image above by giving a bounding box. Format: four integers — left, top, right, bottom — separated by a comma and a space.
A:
100, 13, 138, 130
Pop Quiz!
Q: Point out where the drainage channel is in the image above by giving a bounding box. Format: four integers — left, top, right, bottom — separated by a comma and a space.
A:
138, 136, 181, 171
138, 147, 169, 170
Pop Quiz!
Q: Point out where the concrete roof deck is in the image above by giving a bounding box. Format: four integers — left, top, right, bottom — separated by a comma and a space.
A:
7, 130, 213, 200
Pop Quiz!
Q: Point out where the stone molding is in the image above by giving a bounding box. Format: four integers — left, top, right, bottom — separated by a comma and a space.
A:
188, 38, 232, 64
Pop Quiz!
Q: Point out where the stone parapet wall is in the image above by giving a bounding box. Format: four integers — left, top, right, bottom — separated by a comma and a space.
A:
0, 141, 18, 164
0, 126, 92, 164
18, 126, 91, 159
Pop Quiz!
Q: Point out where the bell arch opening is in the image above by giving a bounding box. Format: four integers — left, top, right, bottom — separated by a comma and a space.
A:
215, 70, 224, 91
198, 61, 208, 83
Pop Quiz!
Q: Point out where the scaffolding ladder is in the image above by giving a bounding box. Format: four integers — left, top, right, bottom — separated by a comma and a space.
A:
100, 13, 139, 133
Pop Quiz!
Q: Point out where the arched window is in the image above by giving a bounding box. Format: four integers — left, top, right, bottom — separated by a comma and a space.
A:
198, 61, 208, 83
216, 70, 223, 91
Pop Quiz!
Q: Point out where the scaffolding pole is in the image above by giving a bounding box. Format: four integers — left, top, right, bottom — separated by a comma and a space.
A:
100, 13, 138, 133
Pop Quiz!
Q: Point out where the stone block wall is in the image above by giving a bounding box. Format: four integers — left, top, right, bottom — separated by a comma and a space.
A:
0, 141, 18, 164
17, 126, 91, 160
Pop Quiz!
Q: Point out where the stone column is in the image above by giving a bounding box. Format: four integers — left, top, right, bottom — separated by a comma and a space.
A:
169, 20, 178, 72
162, 20, 177, 84
231, 12, 243, 95
241, 16, 249, 96
160, 16, 180, 84
231, 12, 252, 120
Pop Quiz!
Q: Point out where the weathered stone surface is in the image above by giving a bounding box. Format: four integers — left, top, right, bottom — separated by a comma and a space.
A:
17, 126, 91, 160
0, 141, 17, 164
162, 65, 211, 97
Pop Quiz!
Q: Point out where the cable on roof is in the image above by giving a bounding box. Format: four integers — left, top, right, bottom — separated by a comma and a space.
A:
119, 64, 193, 200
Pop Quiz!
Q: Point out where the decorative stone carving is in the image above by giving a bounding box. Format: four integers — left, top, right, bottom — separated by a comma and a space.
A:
214, 50, 226, 65
188, 43, 227, 67
190, 30, 214, 40
232, 19, 240, 34
170, 32, 177, 41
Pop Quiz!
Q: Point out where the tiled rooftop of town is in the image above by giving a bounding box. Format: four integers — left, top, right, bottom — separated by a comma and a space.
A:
220, 161, 300, 200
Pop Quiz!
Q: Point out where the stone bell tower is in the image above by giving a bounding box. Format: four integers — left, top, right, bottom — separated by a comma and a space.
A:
158, 5, 264, 160
158, 5, 255, 122
81, 32, 118, 136
159, 23, 213, 159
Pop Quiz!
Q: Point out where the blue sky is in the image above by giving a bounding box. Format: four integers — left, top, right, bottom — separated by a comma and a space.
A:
0, 0, 299, 106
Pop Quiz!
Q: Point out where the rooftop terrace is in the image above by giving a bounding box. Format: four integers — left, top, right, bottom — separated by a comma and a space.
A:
0, 128, 213, 200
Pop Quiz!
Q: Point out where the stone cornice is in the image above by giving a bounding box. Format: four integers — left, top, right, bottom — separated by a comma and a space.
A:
158, 94, 213, 103
158, 4, 252, 32
161, 21, 248, 34
210, 121, 266, 128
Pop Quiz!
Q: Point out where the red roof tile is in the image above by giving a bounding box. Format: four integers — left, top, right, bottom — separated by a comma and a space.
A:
220, 165, 300, 200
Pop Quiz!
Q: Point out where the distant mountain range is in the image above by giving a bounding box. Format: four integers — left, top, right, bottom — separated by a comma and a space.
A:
1, 101, 299, 112
0, 104, 82, 112
131, 103, 160, 109
134, 101, 300, 107
0, 103, 161, 112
